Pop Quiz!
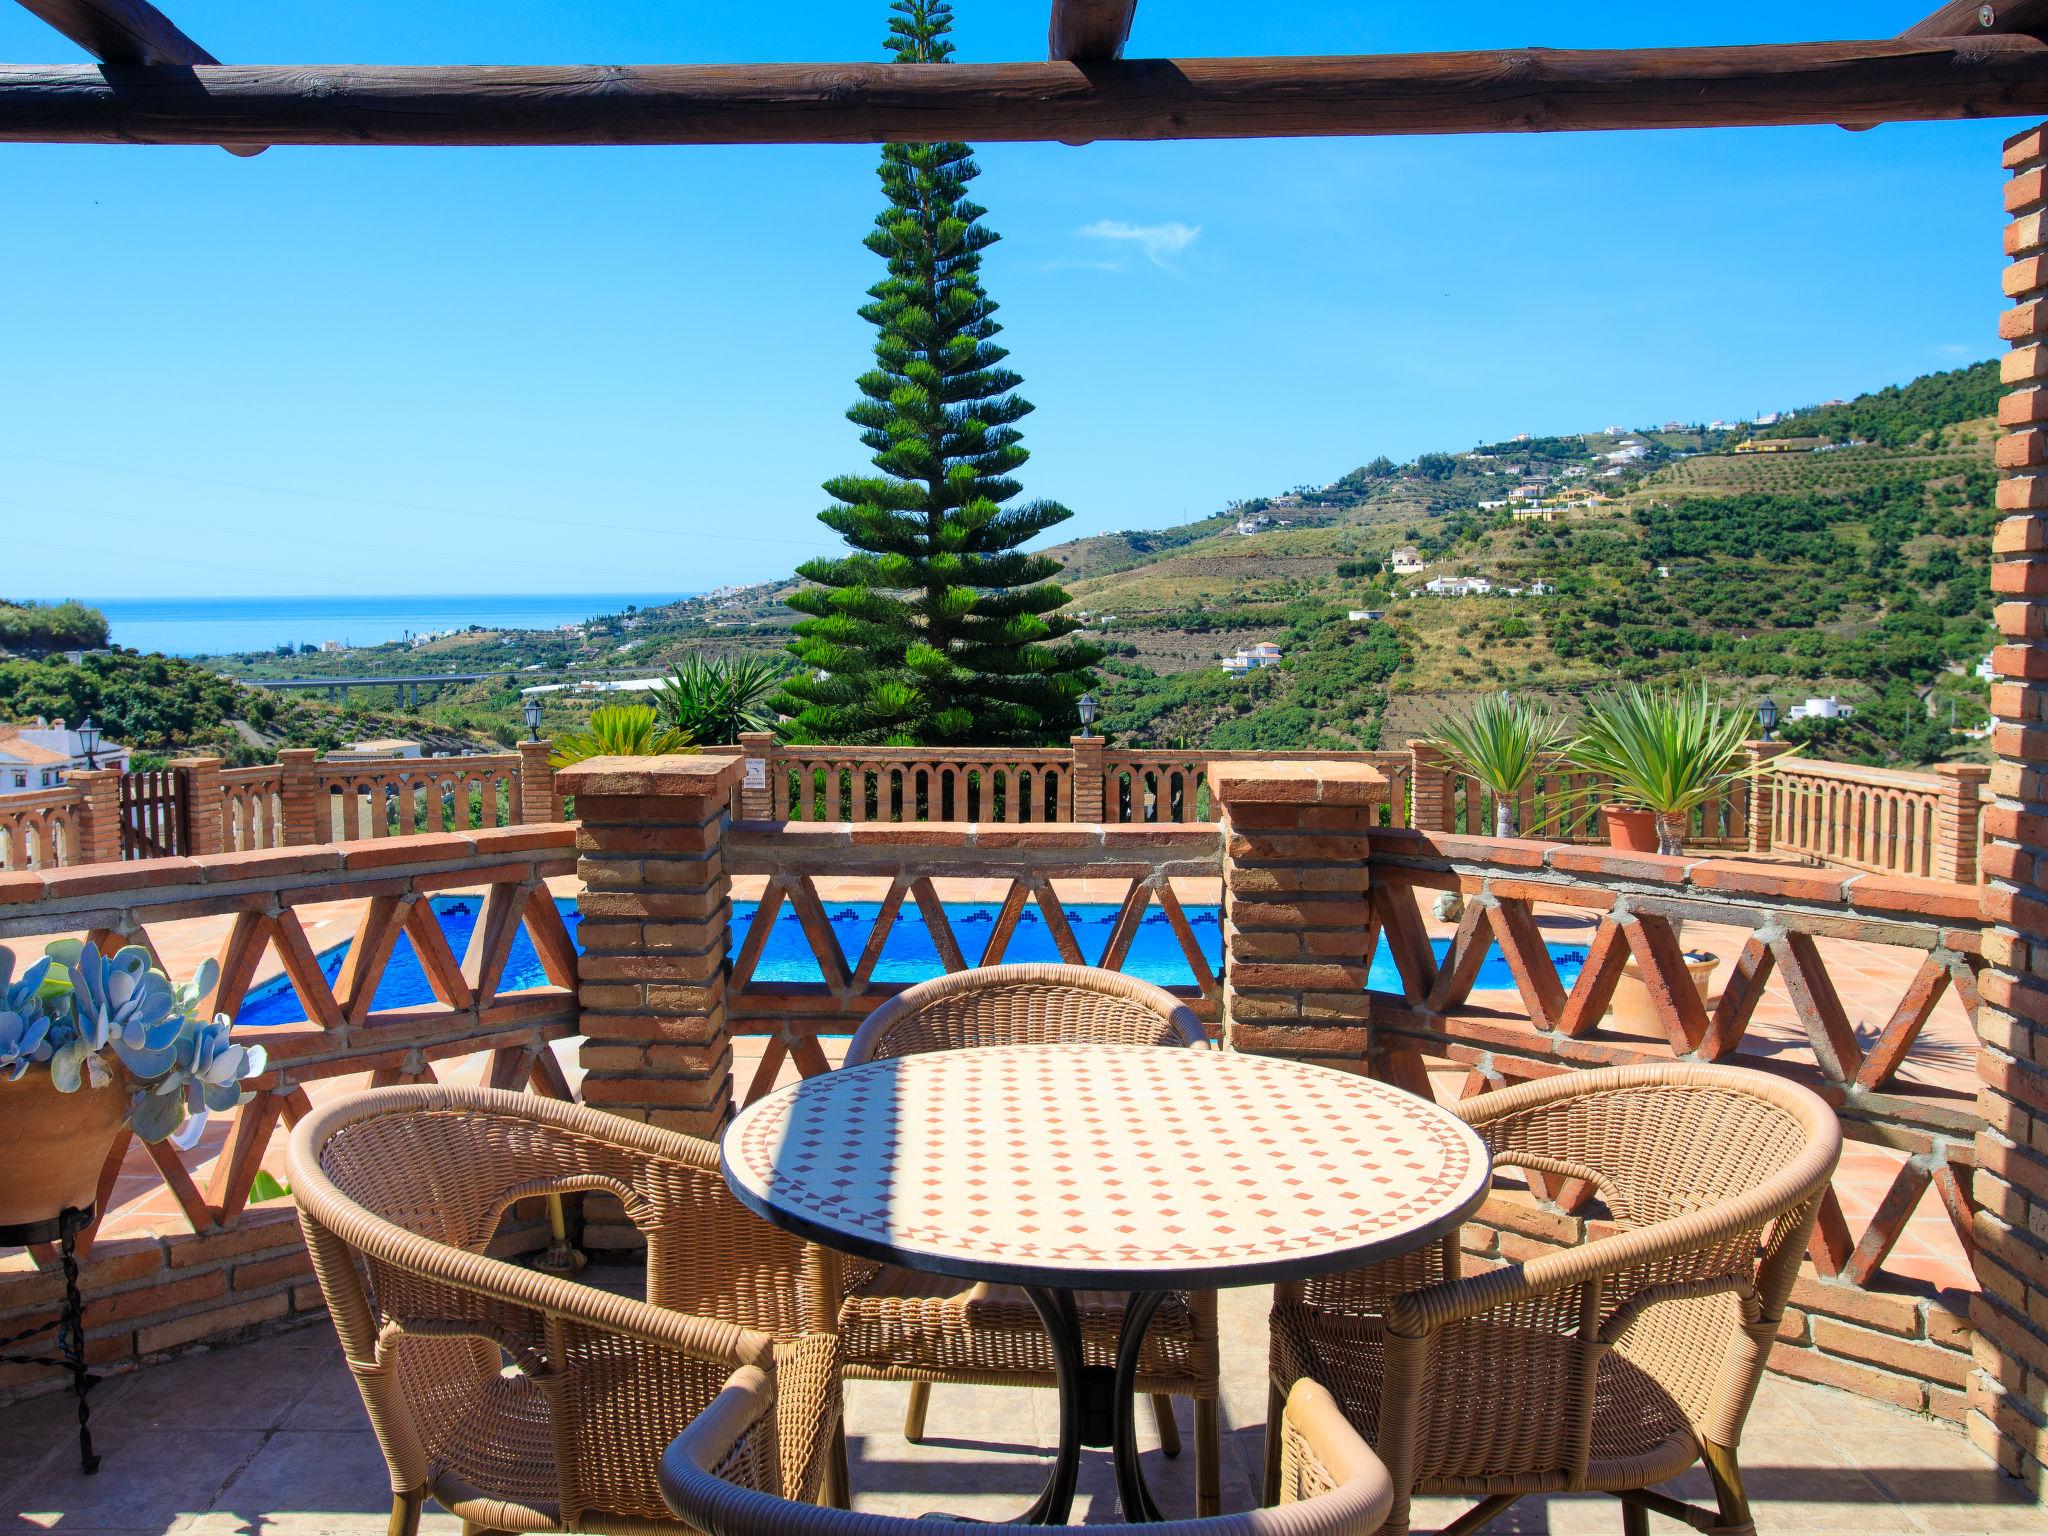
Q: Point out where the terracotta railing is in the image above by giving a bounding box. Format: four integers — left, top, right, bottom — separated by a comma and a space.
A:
722, 820, 1222, 1101
0, 784, 82, 870
1100, 748, 1413, 827
1770, 758, 1990, 883
1354, 828, 1984, 1411
759, 743, 1075, 823
1409, 743, 1752, 848
317, 752, 525, 841
219, 763, 285, 851
0, 825, 579, 1392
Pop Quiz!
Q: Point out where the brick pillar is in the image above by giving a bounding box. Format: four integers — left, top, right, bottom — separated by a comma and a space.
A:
1934, 763, 1992, 887
737, 732, 776, 820
517, 739, 560, 823
1974, 122, 2048, 1494
1069, 734, 1105, 824
170, 756, 225, 856
1212, 760, 1385, 1065
70, 768, 124, 866
557, 754, 741, 1137
1744, 739, 1795, 855
1407, 740, 1450, 832
277, 749, 324, 846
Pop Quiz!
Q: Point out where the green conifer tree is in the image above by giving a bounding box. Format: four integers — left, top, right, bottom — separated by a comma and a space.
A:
777, 0, 1100, 746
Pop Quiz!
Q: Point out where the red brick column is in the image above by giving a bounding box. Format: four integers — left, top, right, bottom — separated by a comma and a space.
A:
1069, 734, 1105, 823
1975, 122, 2048, 1493
516, 739, 560, 823
1934, 764, 1991, 887
1407, 741, 1450, 832
69, 768, 124, 866
1744, 739, 1794, 855
556, 754, 741, 1137
169, 756, 226, 856
737, 733, 777, 820
277, 749, 323, 846
1212, 760, 1385, 1065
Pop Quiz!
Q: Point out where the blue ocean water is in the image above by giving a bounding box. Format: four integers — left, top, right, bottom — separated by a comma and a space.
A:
232, 896, 1590, 1027
86, 593, 684, 658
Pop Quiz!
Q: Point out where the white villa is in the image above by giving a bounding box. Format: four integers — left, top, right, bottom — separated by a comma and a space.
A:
0, 717, 131, 795
1788, 696, 1856, 722
1221, 642, 1284, 677
1390, 546, 1426, 574
1425, 575, 1493, 597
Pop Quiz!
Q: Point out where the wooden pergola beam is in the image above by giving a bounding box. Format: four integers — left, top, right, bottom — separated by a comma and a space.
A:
10, 0, 262, 152
1903, 0, 2048, 38
1, 37, 2047, 148
1049, 0, 1137, 62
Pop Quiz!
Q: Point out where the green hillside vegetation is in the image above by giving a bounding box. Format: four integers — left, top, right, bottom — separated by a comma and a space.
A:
0, 598, 109, 657
1756, 359, 2000, 448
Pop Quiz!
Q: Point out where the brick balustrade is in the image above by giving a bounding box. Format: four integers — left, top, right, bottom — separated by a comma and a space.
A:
1977, 120, 2048, 1490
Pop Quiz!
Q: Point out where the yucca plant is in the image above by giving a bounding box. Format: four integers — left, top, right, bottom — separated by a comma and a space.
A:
655, 654, 784, 747
1425, 693, 1565, 837
547, 704, 690, 768
1566, 683, 1765, 856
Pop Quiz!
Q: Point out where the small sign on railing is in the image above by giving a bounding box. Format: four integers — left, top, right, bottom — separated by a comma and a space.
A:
744, 757, 767, 790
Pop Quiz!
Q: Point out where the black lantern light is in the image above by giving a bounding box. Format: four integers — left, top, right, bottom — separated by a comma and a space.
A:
76, 717, 101, 770
1757, 696, 1779, 742
1077, 692, 1098, 738
523, 697, 544, 741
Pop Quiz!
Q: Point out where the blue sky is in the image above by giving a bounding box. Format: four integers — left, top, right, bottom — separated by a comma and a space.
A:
0, 2, 2023, 599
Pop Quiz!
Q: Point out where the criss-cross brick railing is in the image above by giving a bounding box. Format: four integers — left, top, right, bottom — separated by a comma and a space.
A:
0, 825, 580, 1394
721, 820, 1224, 1105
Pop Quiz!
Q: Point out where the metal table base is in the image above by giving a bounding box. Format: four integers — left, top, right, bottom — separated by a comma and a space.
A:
1017, 1286, 1168, 1524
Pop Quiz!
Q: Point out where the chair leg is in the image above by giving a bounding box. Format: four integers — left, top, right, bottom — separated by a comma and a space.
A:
1261, 1379, 1284, 1507
1195, 1398, 1221, 1518
903, 1380, 932, 1443
387, 1491, 423, 1536
1151, 1394, 1182, 1457
823, 1419, 852, 1510
1621, 1499, 1650, 1536
1702, 1440, 1755, 1536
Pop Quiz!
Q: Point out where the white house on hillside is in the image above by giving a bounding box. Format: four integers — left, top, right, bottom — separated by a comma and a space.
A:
1425, 575, 1493, 597
1220, 642, 1284, 677
1390, 546, 1426, 575
1787, 696, 1854, 722
0, 718, 131, 796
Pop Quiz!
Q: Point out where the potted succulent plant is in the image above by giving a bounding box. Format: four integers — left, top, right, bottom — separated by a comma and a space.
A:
1567, 682, 1766, 857
1424, 692, 1566, 839
0, 940, 266, 1230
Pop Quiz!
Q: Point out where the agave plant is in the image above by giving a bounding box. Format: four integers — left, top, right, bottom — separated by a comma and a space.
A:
654, 654, 784, 747
547, 703, 690, 768
1567, 682, 1772, 856
1425, 692, 1566, 837
0, 940, 264, 1147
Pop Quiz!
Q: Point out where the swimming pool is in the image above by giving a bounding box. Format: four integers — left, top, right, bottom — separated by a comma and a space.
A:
231, 896, 1590, 1026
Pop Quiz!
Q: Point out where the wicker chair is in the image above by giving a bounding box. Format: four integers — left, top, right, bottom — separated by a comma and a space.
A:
835, 964, 1226, 1516
663, 1372, 1393, 1536
287, 1085, 847, 1536
1265, 1063, 1840, 1536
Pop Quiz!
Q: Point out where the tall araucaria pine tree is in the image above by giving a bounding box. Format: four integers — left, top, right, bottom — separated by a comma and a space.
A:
776, 0, 1100, 746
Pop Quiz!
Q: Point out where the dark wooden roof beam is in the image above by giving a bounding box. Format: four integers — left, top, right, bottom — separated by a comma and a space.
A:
2, 37, 2047, 148
1903, 1, 2048, 39
11, 0, 262, 152
1049, 0, 1138, 62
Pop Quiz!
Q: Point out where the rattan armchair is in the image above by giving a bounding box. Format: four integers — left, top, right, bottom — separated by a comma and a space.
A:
287, 1085, 847, 1536
663, 1372, 1394, 1536
835, 963, 1226, 1515
1266, 1063, 1840, 1536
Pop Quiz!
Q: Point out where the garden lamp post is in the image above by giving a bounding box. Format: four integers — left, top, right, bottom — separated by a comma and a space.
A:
1078, 692, 1097, 738
77, 717, 101, 770
1757, 696, 1778, 742
523, 698, 543, 742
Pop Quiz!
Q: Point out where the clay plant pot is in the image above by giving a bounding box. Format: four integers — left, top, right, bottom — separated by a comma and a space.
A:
1607, 954, 1718, 1041
1605, 808, 1659, 853
0, 1067, 128, 1229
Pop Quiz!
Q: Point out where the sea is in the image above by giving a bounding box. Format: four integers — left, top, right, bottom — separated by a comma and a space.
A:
86, 594, 686, 658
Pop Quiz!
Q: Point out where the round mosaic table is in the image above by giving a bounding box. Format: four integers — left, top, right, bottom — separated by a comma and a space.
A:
721, 1041, 1491, 1524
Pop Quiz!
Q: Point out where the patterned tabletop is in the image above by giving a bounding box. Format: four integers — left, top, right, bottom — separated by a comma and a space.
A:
721, 1042, 1491, 1289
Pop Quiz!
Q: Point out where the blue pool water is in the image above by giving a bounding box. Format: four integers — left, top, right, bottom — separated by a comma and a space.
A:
232, 897, 1589, 1026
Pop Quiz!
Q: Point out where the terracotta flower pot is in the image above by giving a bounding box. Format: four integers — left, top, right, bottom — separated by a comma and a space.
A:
1605, 808, 1659, 853
0, 1068, 128, 1229
1607, 954, 1718, 1040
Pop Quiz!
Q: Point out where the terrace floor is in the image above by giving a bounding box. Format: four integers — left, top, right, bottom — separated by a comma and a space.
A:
4, 1283, 2038, 1535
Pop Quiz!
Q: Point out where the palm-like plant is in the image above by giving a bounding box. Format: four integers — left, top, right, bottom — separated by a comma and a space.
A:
1567, 683, 1761, 856
547, 704, 690, 768
655, 655, 784, 747
1426, 693, 1566, 837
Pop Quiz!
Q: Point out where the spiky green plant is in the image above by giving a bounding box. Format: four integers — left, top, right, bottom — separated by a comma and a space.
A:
1566, 683, 1764, 855
547, 704, 690, 769
1425, 693, 1565, 837
655, 655, 784, 747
